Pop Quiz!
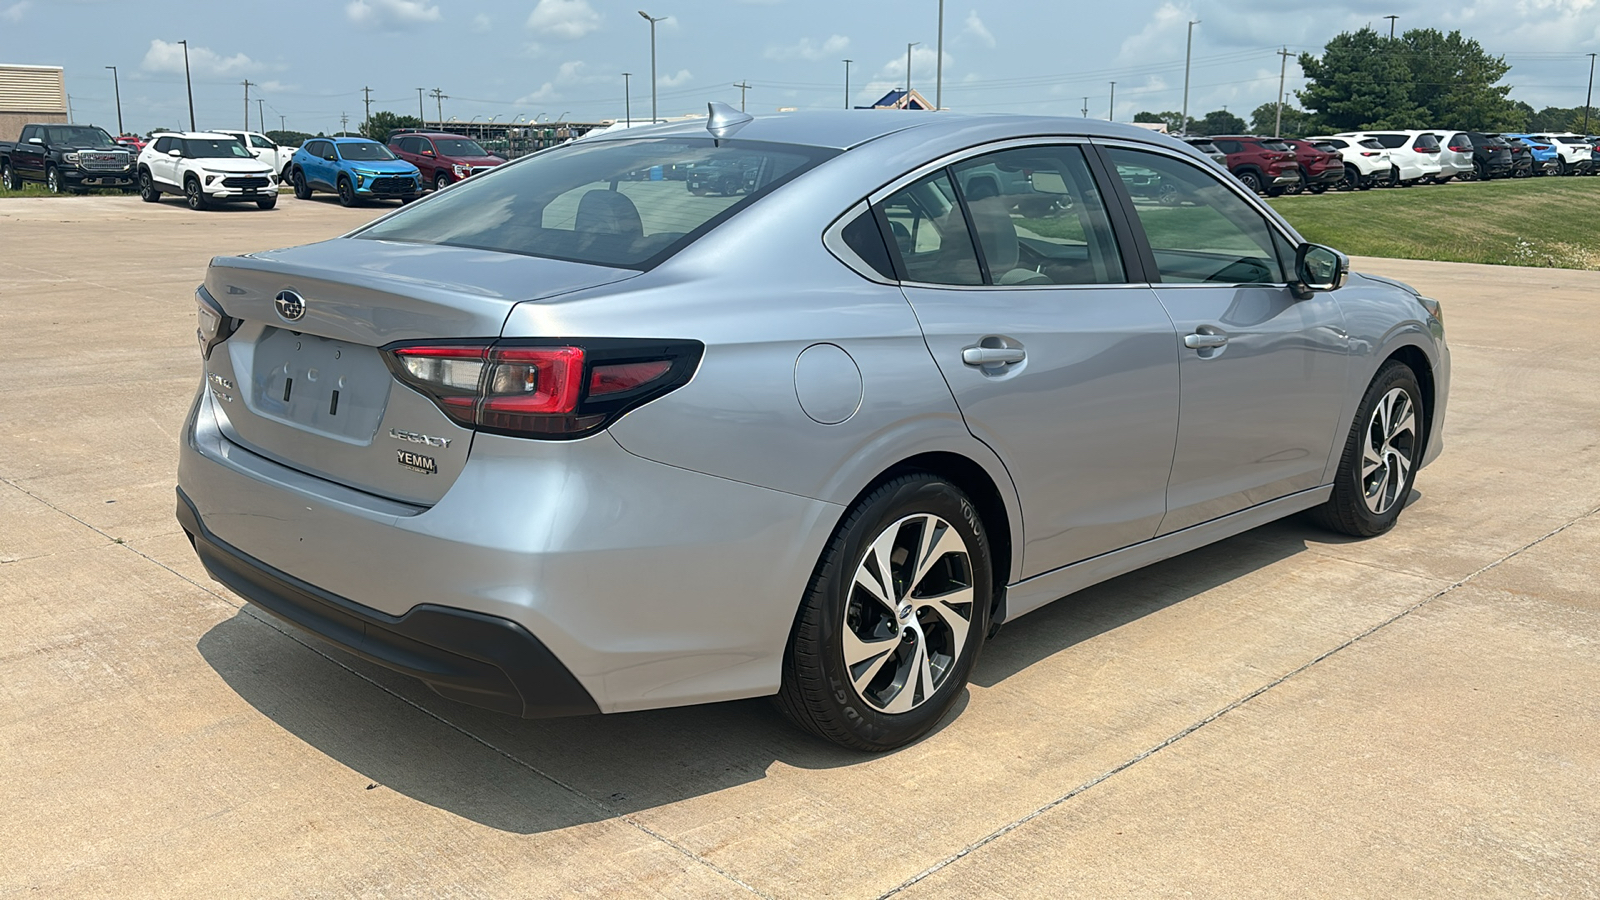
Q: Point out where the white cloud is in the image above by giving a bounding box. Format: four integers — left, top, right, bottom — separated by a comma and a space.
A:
659, 69, 693, 88
345, 0, 441, 29
471, 13, 491, 32
1116, 2, 1190, 63
527, 0, 601, 39
2, 1, 31, 22
140, 39, 260, 77
515, 83, 559, 104
765, 34, 850, 61
964, 11, 995, 48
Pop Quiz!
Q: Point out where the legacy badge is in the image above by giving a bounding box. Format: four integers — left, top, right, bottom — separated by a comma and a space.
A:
396, 449, 438, 475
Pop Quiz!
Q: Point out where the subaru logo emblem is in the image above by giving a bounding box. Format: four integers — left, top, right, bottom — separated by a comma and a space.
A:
274, 290, 306, 322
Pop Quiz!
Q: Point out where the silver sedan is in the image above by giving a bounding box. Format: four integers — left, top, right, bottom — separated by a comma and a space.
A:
176, 106, 1449, 751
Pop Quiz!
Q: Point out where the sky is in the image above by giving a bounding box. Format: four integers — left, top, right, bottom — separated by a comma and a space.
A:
2, 0, 1596, 136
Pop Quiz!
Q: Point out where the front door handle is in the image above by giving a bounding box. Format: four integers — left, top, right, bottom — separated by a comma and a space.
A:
1184, 333, 1229, 350
962, 346, 1026, 366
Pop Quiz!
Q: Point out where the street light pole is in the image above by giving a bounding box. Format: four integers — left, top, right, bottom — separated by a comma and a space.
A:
906, 42, 920, 103
179, 40, 196, 131
1585, 53, 1597, 135
257, 98, 265, 133
843, 59, 852, 109
1109, 81, 1116, 120
1181, 20, 1199, 135
639, 11, 667, 124
1275, 46, 1291, 138
104, 65, 121, 134
1384, 15, 1398, 38
243, 80, 255, 130
935, 0, 944, 111
623, 73, 632, 127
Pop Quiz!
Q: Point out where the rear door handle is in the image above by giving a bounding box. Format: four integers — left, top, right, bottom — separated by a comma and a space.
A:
962, 346, 1027, 366
1184, 333, 1228, 350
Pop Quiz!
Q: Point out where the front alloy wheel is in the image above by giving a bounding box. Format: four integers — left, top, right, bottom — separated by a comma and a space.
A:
777, 474, 991, 751
1360, 387, 1417, 517
0, 162, 17, 191
184, 177, 207, 210
46, 167, 62, 193
1311, 361, 1423, 537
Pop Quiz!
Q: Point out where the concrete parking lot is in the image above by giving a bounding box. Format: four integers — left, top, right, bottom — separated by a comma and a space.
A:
2, 195, 1596, 898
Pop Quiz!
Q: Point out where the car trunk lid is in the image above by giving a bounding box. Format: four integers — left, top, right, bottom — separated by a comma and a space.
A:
201, 238, 638, 504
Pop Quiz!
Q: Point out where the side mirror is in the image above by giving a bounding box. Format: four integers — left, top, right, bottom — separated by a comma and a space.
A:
1293, 243, 1349, 298
27, 137, 43, 144
422, 149, 435, 157
168, 149, 183, 158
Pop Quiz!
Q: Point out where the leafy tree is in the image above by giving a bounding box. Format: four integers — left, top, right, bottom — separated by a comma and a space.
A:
1250, 102, 1313, 137
362, 111, 422, 143
1192, 109, 1247, 136
266, 130, 313, 146
1135, 110, 1193, 133
1297, 27, 1423, 131
1399, 29, 1517, 130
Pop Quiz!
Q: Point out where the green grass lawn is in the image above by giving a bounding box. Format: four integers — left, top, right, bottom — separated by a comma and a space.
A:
1268, 177, 1600, 270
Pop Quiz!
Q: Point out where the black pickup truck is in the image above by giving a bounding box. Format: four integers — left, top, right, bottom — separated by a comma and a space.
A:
0, 123, 137, 193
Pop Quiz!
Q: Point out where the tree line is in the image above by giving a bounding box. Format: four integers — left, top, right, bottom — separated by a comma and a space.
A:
1137, 27, 1597, 138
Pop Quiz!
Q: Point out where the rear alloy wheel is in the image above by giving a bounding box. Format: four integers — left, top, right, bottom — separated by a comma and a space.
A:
1235, 170, 1263, 193
292, 169, 312, 200
776, 474, 991, 751
1310, 361, 1423, 537
1, 161, 19, 191
337, 176, 357, 207
184, 176, 207, 210
138, 170, 161, 203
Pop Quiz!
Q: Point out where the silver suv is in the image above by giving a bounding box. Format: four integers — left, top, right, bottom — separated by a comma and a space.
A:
177, 109, 1449, 751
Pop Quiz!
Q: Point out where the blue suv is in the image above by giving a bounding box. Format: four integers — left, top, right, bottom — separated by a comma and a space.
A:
288, 137, 422, 206
1501, 134, 1559, 176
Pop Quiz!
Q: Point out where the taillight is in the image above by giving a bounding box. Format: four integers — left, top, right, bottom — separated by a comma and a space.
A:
195, 286, 236, 361
384, 339, 703, 439
1361, 151, 1380, 157
1449, 143, 1471, 152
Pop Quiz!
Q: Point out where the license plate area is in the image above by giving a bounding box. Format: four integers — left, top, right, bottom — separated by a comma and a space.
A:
248, 327, 388, 442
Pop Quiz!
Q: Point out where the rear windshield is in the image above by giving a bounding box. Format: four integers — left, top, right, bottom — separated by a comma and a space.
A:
355, 137, 833, 269
1314, 142, 1341, 153
186, 138, 253, 159
433, 139, 489, 157
337, 141, 397, 161
1555, 136, 1587, 145
44, 126, 116, 148
1358, 139, 1385, 150
1259, 140, 1292, 152
1412, 134, 1441, 150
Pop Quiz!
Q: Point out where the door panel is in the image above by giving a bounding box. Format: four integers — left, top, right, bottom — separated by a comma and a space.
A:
1101, 145, 1350, 534
883, 146, 1181, 576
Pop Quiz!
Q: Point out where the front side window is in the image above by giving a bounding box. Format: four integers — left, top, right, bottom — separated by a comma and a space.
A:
950, 145, 1124, 285
337, 141, 398, 161
250, 134, 275, 149
357, 137, 830, 269
184, 138, 253, 159
433, 139, 488, 157
878, 170, 983, 285
1105, 148, 1286, 285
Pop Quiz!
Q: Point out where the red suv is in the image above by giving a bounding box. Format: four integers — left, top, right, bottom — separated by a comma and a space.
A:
1208, 135, 1300, 195
387, 130, 506, 191
1282, 139, 1346, 194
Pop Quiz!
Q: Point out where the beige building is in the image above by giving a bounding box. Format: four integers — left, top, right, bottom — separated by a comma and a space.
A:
1, 64, 68, 142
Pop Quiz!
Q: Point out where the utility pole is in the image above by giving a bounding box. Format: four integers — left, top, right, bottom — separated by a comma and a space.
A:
623, 73, 632, 127
257, 99, 265, 133
1181, 20, 1199, 135
639, 10, 667, 123
935, 0, 944, 110
361, 86, 373, 137
279, 114, 286, 134
1585, 54, 1597, 135
340, 112, 349, 135
906, 42, 919, 100
1108, 81, 1116, 120
733, 81, 751, 112
430, 88, 447, 125
1081, 96, 1089, 118
179, 39, 195, 131
243, 80, 254, 130
104, 65, 121, 134
1384, 14, 1398, 38
1276, 47, 1292, 138
843, 59, 852, 109
417, 88, 426, 124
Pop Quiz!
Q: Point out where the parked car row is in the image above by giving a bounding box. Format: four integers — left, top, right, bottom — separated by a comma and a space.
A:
1181, 129, 1597, 196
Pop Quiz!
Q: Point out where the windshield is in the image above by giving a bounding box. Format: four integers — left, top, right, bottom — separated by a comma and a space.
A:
45, 126, 116, 148
337, 141, 398, 161
433, 139, 489, 157
186, 138, 254, 159
355, 137, 832, 269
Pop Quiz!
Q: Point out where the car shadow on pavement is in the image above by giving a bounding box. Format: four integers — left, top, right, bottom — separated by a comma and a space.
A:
195, 513, 1329, 834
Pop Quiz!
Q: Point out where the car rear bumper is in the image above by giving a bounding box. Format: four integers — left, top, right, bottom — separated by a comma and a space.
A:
175, 388, 841, 715
177, 486, 600, 718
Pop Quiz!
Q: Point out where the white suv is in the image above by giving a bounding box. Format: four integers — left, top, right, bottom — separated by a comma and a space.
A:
1530, 134, 1593, 176
1338, 131, 1443, 185
212, 129, 298, 179
1304, 135, 1395, 190
137, 132, 279, 210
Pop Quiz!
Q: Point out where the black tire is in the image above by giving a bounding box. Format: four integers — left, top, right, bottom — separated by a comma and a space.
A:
256, 193, 277, 210
1387, 167, 1400, 187
1435, 175, 1453, 184
1309, 361, 1424, 538
45, 166, 63, 194
776, 474, 993, 752
1474, 160, 1488, 181
1341, 165, 1361, 191
184, 176, 207, 210
1557, 158, 1569, 176
292, 169, 312, 200
1308, 184, 1329, 194
138, 169, 161, 203
1, 161, 19, 191
433, 172, 450, 192
1235, 169, 1263, 193
337, 176, 357, 207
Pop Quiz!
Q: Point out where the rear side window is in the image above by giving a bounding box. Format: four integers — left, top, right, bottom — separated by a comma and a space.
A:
840, 209, 897, 281
1259, 140, 1292, 152
1314, 142, 1341, 153
1319, 138, 1347, 149
357, 137, 832, 269
878, 171, 983, 285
